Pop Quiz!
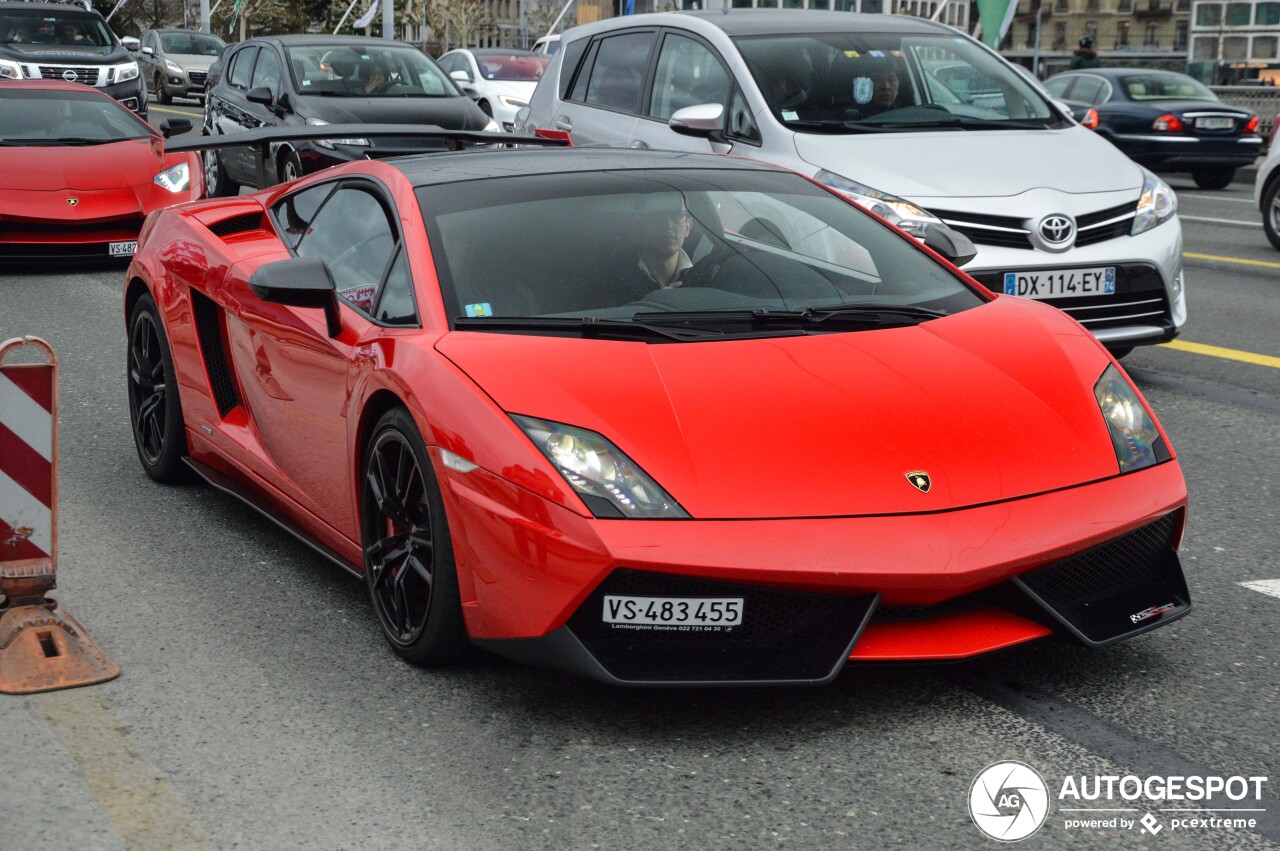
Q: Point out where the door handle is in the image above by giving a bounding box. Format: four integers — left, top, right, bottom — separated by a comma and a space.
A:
553, 116, 572, 130
630, 139, 650, 149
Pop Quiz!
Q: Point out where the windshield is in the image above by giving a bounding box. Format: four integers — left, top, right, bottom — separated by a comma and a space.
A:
285, 44, 456, 97
159, 32, 224, 56
419, 168, 983, 337
1122, 74, 1217, 101
474, 52, 548, 82
734, 32, 1062, 132
0, 10, 114, 48
0, 89, 150, 144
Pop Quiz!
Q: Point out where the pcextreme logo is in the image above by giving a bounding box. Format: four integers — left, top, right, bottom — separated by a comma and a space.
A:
969, 761, 1050, 842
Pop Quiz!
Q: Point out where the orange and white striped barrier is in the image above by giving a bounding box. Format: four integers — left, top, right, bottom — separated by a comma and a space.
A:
1, 336, 118, 694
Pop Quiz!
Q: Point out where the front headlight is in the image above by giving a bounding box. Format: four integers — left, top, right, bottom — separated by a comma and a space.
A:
513, 416, 688, 519
0, 59, 22, 80
497, 95, 528, 110
306, 116, 369, 149
813, 169, 942, 238
164, 59, 183, 74
1131, 169, 1177, 236
1094, 365, 1168, 473
112, 61, 140, 84
153, 161, 190, 193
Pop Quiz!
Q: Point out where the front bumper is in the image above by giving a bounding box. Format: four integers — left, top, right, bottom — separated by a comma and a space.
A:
445, 456, 1188, 685
103, 77, 147, 114
1113, 133, 1263, 171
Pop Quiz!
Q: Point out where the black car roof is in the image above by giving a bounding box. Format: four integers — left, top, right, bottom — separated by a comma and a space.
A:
394, 147, 783, 189
683, 9, 951, 36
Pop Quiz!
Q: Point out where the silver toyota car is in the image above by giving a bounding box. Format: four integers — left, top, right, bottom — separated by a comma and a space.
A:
518, 10, 1185, 357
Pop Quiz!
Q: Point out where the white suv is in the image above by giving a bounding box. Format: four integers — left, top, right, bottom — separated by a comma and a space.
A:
518, 10, 1186, 356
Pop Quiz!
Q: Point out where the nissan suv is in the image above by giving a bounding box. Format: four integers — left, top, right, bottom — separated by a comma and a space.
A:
0, 1, 146, 117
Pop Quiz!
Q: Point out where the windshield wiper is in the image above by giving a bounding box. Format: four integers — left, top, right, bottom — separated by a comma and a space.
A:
454, 316, 730, 342
38, 137, 110, 146
633, 306, 946, 329
785, 119, 896, 134
800, 304, 948, 324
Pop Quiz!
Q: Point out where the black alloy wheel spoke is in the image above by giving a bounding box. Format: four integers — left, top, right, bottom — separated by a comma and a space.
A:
366, 532, 410, 566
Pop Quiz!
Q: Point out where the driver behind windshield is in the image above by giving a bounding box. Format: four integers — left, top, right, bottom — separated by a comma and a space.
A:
627, 195, 695, 294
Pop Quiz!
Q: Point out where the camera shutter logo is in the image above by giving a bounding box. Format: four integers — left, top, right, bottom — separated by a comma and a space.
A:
969, 761, 1050, 842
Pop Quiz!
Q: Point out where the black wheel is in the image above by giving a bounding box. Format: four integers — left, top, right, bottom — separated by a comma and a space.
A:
155, 74, 170, 105
127, 294, 191, 483
1191, 167, 1235, 190
1262, 177, 1280, 251
278, 147, 303, 184
361, 408, 469, 666
1106, 345, 1134, 360
203, 146, 240, 198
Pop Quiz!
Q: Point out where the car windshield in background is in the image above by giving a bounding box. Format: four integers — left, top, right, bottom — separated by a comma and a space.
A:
0, 10, 113, 48
286, 44, 454, 97
476, 53, 548, 81
159, 32, 224, 56
420, 168, 983, 337
0, 89, 150, 145
734, 32, 1061, 132
1122, 74, 1217, 101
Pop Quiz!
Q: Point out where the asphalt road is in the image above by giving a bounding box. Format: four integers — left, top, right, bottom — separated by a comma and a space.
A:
1, 171, 1277, 850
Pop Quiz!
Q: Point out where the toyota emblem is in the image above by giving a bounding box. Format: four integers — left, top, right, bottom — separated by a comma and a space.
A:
62, 69, 78, 82
1039, 214, 1075, 245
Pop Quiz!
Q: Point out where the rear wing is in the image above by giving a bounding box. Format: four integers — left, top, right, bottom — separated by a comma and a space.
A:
165, 124, 572, 190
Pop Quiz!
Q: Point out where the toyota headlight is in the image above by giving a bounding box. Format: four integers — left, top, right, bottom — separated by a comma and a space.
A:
1131, 169, 1177, 236
306, 116, 369, 148
513, 416, 688, 519
153, 161, 190, 193
1094, 365, 1168, 473
498, 95, 528, 110
0, 59, 22, 80
814, 170, 941, 238
112, 61, 140, 84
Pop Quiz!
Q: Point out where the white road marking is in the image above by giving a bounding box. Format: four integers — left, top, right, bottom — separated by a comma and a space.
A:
1240, 579, 1280, 599
1178, 194, 1256, 204
1179, 214, 1263, 228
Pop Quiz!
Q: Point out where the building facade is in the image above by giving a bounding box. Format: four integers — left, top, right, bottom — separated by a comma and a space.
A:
1001, 0, 1191, 76
1187, 0, 1280, 81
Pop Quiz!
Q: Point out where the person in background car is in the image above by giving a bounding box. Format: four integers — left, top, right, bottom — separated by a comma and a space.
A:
1069, 36, 1100, 70
362, 56, 391, 94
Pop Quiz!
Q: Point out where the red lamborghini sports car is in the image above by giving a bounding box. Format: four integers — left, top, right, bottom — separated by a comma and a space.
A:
124, 146, 1190, 685
0, 80, 201, 261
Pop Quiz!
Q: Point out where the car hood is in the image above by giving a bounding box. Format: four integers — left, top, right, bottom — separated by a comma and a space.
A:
297, 95, 488, 130
0, 138, 164, 191
437, 297, 1123, 519
792, 126, 1144, 199
168, 53, 217, 71
478, 79, 537, 100
0, 44, 119, 60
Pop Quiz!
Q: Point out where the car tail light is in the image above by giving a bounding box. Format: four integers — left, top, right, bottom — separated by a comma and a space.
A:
1081, 108, 1099, 129
1244, 115, 1260, 134
1270, 115, 1280, 147
1152, 114, 1184, 132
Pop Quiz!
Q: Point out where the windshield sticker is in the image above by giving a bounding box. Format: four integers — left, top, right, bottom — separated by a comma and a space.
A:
842, 49, 860, 59
465, 302, 493, 317
781, 109, 798, 121
868, 50, 885, 58
854, 77, 873, 105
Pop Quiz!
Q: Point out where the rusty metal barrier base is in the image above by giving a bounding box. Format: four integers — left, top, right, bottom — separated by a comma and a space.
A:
0, 585, 120, 695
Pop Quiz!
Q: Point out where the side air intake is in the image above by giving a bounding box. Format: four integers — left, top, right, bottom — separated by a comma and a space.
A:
190, 289, 242, 417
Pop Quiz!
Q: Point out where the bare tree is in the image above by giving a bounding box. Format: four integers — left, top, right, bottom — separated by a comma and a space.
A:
432, 0, 490, 49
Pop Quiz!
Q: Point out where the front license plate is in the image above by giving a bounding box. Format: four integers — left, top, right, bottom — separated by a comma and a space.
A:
603, 595, 744, 628
1195, 116, 1234, 130
1004, 267, 1115, 299
109, 241, 138, 257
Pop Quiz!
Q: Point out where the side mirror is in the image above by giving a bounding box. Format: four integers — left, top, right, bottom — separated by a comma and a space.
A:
669, 103, 725, 138
276, 92, 292, 113
159, 117, 192, 138
122, 36, 140, 51
923, 223, 977, 267
450, 69, 472, 83
1053, 99, 1077, 121
246, 86, 274, 106
140, 45, 154, 56
248, 257, 342, 337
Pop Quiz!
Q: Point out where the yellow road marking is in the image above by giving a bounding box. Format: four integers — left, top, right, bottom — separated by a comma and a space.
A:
1183, 251, 1280, 269
148, 105, 203, 117
1159, 339, 1280, 368
33, 690, 216, 851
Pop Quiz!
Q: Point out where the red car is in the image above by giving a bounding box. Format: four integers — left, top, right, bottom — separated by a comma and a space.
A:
124, 146, 1190, 685
0, 80, 201, 261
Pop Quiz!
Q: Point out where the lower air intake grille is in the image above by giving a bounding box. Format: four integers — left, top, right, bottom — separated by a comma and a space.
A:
190, 289, 241, 417
566, 569, 875, 683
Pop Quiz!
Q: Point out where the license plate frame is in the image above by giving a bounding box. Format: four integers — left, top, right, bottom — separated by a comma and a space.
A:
109, 240, 138, 257
1003, 266, 1115, 300
1195, 116, 1234, 130
603, 595, 744, 628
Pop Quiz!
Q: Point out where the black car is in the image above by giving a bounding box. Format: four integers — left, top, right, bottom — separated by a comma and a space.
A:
202, 35, 495, 196
0, 1, 146, 117
1045, 69, 1260, 189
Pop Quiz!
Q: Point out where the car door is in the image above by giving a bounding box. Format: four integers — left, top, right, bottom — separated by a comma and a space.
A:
550, 29, 657, 145
224, 179, 411, 538
208, 45, 261, 184
140, 31, 159, 82
629, 30, 735, 154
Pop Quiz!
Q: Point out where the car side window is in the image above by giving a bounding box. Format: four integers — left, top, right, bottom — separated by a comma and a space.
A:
647, 33, 731, 121
727, 86, 761, 144
228, 46, 255, 91
557, 37, 589, 100
1044, 76, 1072, 98
250, 47, 282, 96
375, 248, 418, 326
1069, 75, 1108, 105
582, 31, 656, 114
568, 39, 599, 102
272, 181, 336, 251
296, 185, 399, 318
